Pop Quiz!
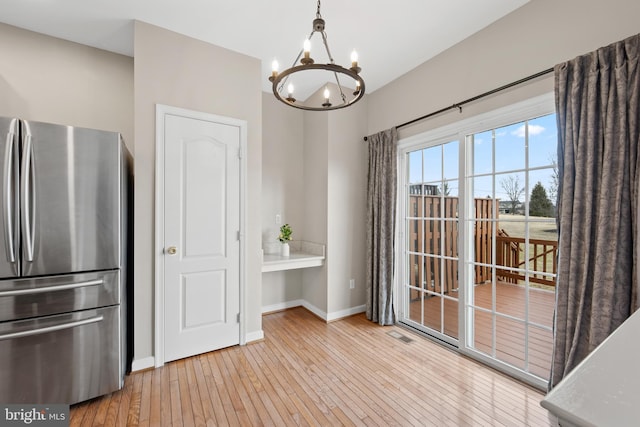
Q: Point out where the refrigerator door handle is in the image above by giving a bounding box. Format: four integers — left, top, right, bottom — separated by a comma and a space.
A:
0, 279, 104, 297
3, 124, 16, 265
0, 315, 104, 341
21, 131, 35, 262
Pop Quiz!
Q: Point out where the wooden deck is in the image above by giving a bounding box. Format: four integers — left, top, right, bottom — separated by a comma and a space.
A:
409, 282, 555, 380
70, 307, 553, 426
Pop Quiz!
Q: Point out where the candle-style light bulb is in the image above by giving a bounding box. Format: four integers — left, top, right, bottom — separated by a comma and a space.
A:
301, 38, 314, 65
286, 82, 296, 103
270, 59, 279, 81
322, 86, 332, 108
350, 50, 361, 74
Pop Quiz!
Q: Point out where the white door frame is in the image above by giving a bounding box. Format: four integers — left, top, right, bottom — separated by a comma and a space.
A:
154, 104, 247, 367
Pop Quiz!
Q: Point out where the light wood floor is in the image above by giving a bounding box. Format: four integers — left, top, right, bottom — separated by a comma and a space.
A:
70, 307, 554, 426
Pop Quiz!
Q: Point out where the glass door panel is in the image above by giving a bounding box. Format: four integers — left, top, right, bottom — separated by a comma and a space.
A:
403, 141, 460, 342
466, 113, 558, 383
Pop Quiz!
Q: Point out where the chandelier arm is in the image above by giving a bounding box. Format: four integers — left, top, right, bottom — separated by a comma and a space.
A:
332, 70, 348, 104
320, 31, 335, 64
320, 31, 347, 103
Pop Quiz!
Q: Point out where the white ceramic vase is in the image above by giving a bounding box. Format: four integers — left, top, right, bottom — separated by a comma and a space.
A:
281, 242, 290, 257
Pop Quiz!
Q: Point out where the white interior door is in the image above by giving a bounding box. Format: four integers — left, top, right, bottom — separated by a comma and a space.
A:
161, 111, 241, 363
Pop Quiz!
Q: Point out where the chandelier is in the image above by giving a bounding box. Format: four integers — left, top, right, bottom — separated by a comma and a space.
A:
268, 0, 365, 111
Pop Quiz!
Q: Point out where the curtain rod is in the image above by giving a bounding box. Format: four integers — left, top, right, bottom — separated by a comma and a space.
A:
363, 67, 554, 141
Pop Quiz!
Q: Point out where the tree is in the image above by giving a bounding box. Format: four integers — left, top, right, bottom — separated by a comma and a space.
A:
500, 175, 524, 213
440, 181, 451, 196
529, 181, 554, 217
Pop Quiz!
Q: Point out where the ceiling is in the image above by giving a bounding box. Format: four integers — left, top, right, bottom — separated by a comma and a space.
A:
0, 0, 529, 100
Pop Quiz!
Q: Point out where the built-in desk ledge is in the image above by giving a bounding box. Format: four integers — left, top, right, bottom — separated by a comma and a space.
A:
262, 241, 325, 272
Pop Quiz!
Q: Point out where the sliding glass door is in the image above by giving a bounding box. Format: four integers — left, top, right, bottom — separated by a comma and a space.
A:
398, 98, 557, 388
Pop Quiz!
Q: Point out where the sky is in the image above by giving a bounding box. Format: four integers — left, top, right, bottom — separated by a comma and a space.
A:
408, 113, 557, 203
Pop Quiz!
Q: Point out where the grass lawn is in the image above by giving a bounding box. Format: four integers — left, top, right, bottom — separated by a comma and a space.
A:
496, 214, 557, 290
498, 213, 557, 241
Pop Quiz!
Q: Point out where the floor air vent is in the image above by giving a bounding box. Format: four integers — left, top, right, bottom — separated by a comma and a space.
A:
387, 330, 414, 343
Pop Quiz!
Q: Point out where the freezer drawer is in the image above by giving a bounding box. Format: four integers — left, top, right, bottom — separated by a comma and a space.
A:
0, 305, 122, 404
0, 270, 119, 322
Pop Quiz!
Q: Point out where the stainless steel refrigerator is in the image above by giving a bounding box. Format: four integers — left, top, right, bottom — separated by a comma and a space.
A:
0, 117, 132, 404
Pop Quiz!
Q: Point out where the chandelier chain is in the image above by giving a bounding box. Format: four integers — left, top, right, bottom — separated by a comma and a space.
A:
316, 0, 322, 19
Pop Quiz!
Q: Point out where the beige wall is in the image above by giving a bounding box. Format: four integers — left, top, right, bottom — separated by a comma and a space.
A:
134, 21, 263, 361
0, 23, 133, 148
326, 99, 368, 315
261, 85, 368, 319
261, 94, 305, 309
301, 104, 329, 313
368, 0, 640, 139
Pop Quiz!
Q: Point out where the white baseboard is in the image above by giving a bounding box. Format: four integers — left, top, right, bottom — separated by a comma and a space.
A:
131, 356, 155, 372
262, 300, 366, 323
245, 329, 264, 343
133, 331, 263, 371
327, 304, 366, 322
261, 299, 305, 314
301, 300, 328, 321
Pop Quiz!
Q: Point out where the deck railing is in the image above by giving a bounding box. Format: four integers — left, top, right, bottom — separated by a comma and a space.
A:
496, 230, 558, 287
408, 195, 558, 296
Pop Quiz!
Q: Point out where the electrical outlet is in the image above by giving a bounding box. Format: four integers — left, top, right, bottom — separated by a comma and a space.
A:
349, 279, 355, 289
275, 214, 281, 225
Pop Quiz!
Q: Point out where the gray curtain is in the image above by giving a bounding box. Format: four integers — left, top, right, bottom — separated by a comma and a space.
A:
366, 128, 398, 325
551, 33, 640, 388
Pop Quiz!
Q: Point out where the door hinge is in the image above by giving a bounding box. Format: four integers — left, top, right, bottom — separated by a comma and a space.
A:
237, 313, 240, 323
237, 230, 241, 241
238, 148, 243, 159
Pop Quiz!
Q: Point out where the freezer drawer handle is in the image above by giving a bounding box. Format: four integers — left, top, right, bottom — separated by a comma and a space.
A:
0, 279, 104, 297
0, 315, 104, 341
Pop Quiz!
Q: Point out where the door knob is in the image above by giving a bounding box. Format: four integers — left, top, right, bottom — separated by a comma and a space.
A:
166, 246, 177, 255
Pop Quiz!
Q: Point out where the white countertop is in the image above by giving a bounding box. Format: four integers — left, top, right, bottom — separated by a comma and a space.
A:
541, 308, 640, 426
261, 241, 325, 273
